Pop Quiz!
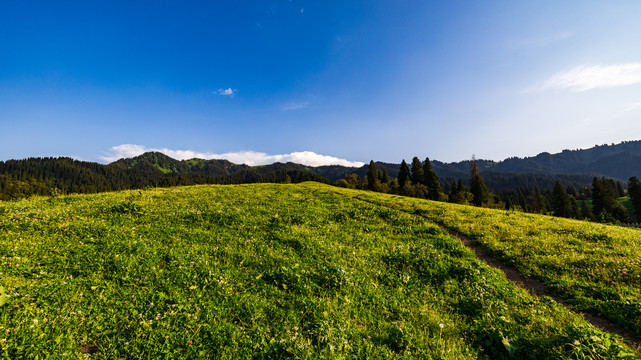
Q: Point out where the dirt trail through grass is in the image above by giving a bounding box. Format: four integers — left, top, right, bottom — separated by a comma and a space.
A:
349, 194, 641, 349
439, 225, 640, 347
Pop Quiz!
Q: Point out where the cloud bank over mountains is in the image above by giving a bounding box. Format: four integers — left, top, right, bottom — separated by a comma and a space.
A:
100, 144, 365, 168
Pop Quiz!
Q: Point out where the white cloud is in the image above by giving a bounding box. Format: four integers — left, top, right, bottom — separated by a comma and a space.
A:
531, 63, 641, 92
101, 144, 148, 162
100, 144, 365, 167
624, 102, 641, 112
280, 101, 309, 111
217, 88, 235, 96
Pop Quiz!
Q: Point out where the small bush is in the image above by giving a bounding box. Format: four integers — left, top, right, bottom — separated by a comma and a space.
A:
110, 201, 142, 214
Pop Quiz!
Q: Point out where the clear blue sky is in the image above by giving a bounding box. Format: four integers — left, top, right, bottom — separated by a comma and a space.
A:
2, 1, 641, 166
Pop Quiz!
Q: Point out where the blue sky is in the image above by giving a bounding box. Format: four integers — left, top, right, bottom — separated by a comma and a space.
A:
1, 1, 641, 166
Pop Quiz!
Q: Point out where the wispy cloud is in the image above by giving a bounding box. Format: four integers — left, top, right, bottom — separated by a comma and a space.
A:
100, 144, 365, 167
624, 102, 641, 112
280, 101, 309, 111
510, 31, 573, 49
530, 63, 641, 92
216, 88, 236, 96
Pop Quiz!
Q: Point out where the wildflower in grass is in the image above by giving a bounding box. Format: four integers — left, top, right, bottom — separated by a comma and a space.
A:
188, 340, 193, 345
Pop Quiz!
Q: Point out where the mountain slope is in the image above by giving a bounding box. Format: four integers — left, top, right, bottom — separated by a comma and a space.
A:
491, 141, 641, 179
1, 141, 640, 200
311, 141, 641, 187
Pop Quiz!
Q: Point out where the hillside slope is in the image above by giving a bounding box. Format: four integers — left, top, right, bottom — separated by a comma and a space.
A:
0, 183, 638, 358
340, 185, 641, 340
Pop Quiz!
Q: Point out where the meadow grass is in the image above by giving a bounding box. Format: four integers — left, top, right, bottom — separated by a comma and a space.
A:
341, 185, 641, 341
0, 182, 638, 359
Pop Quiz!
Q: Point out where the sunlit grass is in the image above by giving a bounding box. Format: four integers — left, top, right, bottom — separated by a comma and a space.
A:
0, 183, 638, 359
341, 185, 641, 340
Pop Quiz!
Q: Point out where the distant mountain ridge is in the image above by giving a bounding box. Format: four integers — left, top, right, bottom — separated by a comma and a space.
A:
304, 141, 641, 190
488, 141, 641, 179
118, 141, 641, 190
1, 141, 639, 200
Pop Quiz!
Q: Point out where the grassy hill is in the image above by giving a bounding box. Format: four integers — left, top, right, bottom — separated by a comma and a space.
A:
348, 188, 641, 338
0, 183, 639, 359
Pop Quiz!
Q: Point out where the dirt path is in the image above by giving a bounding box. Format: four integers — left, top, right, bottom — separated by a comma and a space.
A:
440, 225, 641, 349
348, 194, 640, 350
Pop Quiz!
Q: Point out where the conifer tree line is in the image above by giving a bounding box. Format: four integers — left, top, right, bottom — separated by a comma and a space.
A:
3, 153, 641, 225
0, 156, 327, 201
338, 157, 641, 225
342, 157, 447, 201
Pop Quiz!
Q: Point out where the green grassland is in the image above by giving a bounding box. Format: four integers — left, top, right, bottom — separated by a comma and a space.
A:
0, 182, 639, 359
346, 188, 641, 339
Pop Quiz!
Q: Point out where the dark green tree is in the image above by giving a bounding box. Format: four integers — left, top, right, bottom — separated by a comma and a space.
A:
551, 181, 572, 218
531, 190, 547, 214
505, 197, 514, 210
569, 196, 579, 218
398, 160, 411, 188
470, 157, 490, 206
628, 176, 641, 221
344, 173, 362, 189
367, 160, 379, 190
410, 157, 424, 185
592, 177, 629, 223
591, 177, 605, 215
617, 181, 625, 197
381, 169, 390, 184
449, 179, 472, 204
422, 157, 443, 200
580, 200, 595, 220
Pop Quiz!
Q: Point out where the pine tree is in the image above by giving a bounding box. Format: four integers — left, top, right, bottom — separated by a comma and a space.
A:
367, 160, 379, 190
422, 157, 443, 200
580, 200, 595, 220
398, 160, 410, 188
449, 180, 457, 196
591, 177, 605, 215
381, 169, 390, 184
569, 196, 579, 218
410, 157, 424, 185
531, 190, 547, 214
592, 177, 630, 223
449, 179, 471, 204
470, 157, 490, 206
628, 177, 641, 221
551, 181, 572, 218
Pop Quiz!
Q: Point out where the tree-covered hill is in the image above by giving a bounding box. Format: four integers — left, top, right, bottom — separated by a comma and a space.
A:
490, 141, 641, 179
313, 141, 641, 190
0, 153, 327, 200
1, 140, 640, 200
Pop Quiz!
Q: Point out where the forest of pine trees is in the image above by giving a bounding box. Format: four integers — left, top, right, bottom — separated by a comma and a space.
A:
2, 154, 640, 226
0, 156, 327, 201
337, 156, 641, 226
